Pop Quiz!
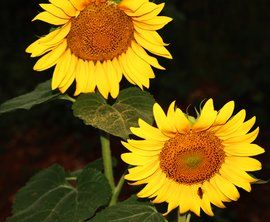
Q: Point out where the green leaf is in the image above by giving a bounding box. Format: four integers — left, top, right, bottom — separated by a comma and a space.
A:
7, 164, 111, 222
0, 80, 60, 115
90, 196, 167, 222
72, 87, 155, 139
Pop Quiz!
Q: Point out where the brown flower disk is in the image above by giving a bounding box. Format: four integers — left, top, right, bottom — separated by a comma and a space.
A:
67, 1, 134, 61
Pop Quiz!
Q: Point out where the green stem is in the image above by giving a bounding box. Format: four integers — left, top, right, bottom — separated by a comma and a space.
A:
59, 94, 76, 103
100, 132, 115, 191
109, 173, 126, 206
178, 212, 191, 222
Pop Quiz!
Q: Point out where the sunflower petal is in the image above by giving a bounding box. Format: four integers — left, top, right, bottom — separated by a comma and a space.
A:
225, 156, 262, 172
214, 101, 235, 126
211, 174, 240, 201
32, 11, 68, 25
49, 0, 77, 17
134, 32, 172, 59
34, 40, 67, 71
131, 41, 165, 70
224, 143, 265, 156
95, 61, 110, 99
193, 99, 217, 131
39, 3, 71, 19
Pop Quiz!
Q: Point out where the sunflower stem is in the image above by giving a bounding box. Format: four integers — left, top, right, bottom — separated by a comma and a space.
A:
178, 212, 191, 222
100, 132, 115, 191
109, 172, 125, 206
59, 94, 76, 103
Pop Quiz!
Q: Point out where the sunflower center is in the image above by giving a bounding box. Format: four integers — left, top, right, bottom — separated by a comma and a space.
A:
67, 1, 134, 61
159, 131, 225, 185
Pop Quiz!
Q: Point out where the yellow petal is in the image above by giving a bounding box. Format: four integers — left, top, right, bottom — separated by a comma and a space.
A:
220, 116, 256, 139
59, 72, 75, 93
152, 179, 173, 203
121, 141, 161, 156
224, 143, 265, 156
95, 61, 110, 99
104, 60, 119, 98
29, 43, 57, 58
130, 119, 169, 142
208, 179, 231, 202
131, 41, 164, 70
125, 2, 157, 17
118, 53, 139, 86
201, 194, 214, 216
41, 22, 71, 46
133, 3, 165, 21
214, 101, 235, 126
174, 108, 191, 133
225, 156, 262, 172
119, 0, 147, 12
112, 58, 123, 82
138, 16, 172, 27
137, 170, 166, 198
32, 11, 68, 25
52, 49, 72, 89
192, 99, 217, 131
49, 0, 77, 17
220, 165, 252, 192
134, 32, 172, 59
135, 26, 168, 46
69, 0, 86, 11
129, 47, 155, 79
164, 182, 181, 215
133, 20, 170, 31
215, 110, 246, 137
189, 185, 202, 216
121, 153, 158, 166
59, 54, 78, 93
124, 159, 159, 180
178, 185, 193, 214
166, 101, 178, 131
127, 139, 165, 150
211, 174, 240, 201
125, 49, 151, 88
58, 53, 78, 89
83, 61, 96, 93
39, 3, 71, 19
74, 59, 88, 95
34, 40, 67, 71
26, 28, 62, 54
222, 162, 258, 182
202, 182, 226, 208
153, 103, 177, 137
223, 127, 259, 145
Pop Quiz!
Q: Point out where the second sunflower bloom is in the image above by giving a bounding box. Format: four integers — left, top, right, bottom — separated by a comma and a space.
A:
26, 0, 172, 98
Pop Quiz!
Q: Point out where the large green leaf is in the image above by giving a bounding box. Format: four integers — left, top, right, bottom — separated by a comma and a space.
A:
7, 164, 111, 222
90, 196, 167, 222
72, 87, 155, 139
0, 80, 60, 115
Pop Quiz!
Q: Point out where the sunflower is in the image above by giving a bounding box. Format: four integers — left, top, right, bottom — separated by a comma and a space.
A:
121, 99, 264, 216
26, 0, 172, 98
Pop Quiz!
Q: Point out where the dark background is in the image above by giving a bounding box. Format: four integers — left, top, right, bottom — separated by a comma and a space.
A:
0, 0, 269, 221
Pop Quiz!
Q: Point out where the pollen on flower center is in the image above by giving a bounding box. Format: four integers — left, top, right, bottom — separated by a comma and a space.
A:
67, 1, 134, 61
159, 131, 225, 184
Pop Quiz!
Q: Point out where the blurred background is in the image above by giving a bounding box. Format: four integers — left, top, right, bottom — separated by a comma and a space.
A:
0, 0, 269, 221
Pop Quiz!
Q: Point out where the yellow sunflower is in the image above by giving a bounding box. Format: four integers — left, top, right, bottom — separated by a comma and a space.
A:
26, 0, 172, 98
121, 99, 264, 216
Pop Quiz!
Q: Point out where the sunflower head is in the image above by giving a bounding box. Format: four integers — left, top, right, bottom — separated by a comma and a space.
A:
121, 99, 265, 216
26, 0, 172, 99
